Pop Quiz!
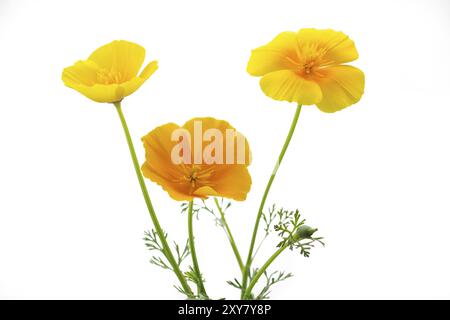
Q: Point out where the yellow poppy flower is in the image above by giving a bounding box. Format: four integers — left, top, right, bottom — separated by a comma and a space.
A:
141, 118, 252, 201
247, 28, 365, 112
62, 40, 158, 103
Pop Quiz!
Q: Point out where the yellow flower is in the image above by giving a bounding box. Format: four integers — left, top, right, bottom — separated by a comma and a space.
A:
62, 40, 158, 103
247, 28, 365, 112
141, 118, 252, 201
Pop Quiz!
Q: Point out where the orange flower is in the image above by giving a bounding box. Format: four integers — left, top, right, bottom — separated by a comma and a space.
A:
247, 28, 365, 112
141, 118, 252, 201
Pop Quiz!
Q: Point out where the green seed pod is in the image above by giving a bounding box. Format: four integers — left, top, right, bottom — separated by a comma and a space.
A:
294, 225, 318, 240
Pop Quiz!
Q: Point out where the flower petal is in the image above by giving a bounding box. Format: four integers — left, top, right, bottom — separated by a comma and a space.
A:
88, 40, 145, 81
139, 61, 158, 80
259, 70, 322, 105
247, 31, 299, 76
142, 123, 185, 179
297, 29, 359, 65
182, 117, 251, 166
64, 83, 124, 103
142, 164, 194, 201
211, 165, 252, 201
119, 77, 145, 98
117, 61, 158, 97
62, 60, 99, 87
315, 65, 365, 112
142, 123, 196, 201
193, 186, 218, 198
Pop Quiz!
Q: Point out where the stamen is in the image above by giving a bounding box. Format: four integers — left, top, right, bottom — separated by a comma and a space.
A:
96, 69, 123, 84
184, 166, 215, 188
300, 61, 315, 76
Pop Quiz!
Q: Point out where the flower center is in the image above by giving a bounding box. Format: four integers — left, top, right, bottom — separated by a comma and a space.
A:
304, 62, 314, 74
188, 170, 198, 188
96, 68, 124, 84
185, 166, 215, 188
293, 44, 332, 77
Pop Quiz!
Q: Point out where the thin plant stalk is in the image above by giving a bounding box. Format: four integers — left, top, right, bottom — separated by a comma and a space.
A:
187, 200, 207, 297
114, 101, 193, 298
214, 198, 244, 271
241, 104, 302, 298
243, 244, 288, 299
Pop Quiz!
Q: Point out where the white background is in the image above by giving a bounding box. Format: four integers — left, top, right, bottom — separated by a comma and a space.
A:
1, 0, 449, 299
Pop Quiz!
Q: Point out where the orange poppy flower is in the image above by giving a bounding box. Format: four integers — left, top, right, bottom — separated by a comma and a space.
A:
141, 118, 252, 201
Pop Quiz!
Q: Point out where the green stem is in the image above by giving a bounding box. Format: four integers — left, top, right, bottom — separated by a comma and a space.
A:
187, 200, 207, 297
114, 101, 193, 298
243, 245, 288, 299
214, 198, 244, 271
241, 104, 302, 298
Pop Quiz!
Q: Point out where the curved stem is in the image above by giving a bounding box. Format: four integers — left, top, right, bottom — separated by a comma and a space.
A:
243, 245, 288, 299
214, 198, 244, 271
187, 200, 207, 297
114, 101, 193, 298
241, 104, 302, 298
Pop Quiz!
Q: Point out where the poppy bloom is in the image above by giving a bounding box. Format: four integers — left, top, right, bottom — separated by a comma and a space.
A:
141, 118, 252, 201
247, 28, 365, 112
62, 40, 158, 103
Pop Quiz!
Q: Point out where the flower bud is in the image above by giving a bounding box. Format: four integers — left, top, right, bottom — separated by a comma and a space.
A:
294, 225, 318, 240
